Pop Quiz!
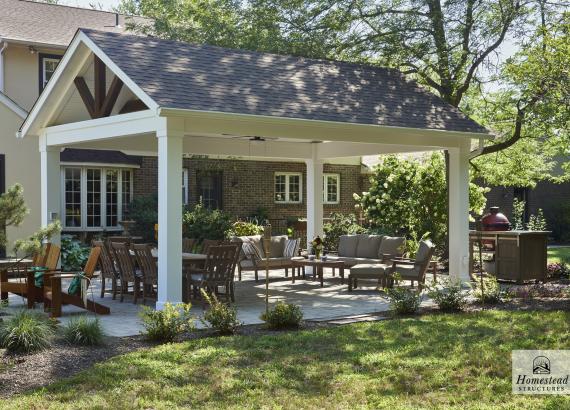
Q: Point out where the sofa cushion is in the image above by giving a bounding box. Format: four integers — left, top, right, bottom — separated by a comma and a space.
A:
378, 236, 406, 259
350, 263, 390, 277
392, 264, 420, 279
415, 240, 434, 263
269, 235, 287, 257
238, 235, 265, 258
335, 257, 382, 266
356, 235, 384, 258
338, 235, 359, 257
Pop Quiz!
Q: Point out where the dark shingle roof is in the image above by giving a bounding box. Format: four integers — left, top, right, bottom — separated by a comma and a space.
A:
0, 0, 147, 47
82, 29, 487, 134
60, 149, 141, 166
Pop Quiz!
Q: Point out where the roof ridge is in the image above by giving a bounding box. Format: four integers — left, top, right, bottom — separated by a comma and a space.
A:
80, 28, 402, 76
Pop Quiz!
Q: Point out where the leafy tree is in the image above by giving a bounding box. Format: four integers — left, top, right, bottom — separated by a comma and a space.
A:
354, 153, 487, 253
469, 11, 570, 185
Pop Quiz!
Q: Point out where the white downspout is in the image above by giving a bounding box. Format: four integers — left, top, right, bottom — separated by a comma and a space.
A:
0, 41, 7, 93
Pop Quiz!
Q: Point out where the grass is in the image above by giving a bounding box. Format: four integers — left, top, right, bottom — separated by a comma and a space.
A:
548, 246, 570, 264
1, 310, 569, 409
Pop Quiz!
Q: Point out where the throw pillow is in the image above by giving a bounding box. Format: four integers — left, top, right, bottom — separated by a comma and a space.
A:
283, 239, 300, 258
242, 242, 263, 260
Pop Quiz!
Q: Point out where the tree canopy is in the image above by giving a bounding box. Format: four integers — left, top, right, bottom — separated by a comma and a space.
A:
119, 0, 569, 186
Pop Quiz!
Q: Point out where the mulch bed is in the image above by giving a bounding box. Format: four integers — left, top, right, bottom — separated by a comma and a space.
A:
1, 280, 568, 398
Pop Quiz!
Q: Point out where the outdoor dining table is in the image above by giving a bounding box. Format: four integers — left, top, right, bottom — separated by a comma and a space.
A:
149, 248, 208, 261
149, 249, 207, 303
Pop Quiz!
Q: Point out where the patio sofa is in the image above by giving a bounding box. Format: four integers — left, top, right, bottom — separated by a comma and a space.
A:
233, 235, 300, 281
327, 234, 406, 266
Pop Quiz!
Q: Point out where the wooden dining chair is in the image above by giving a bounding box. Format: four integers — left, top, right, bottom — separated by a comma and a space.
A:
132, 244, 158, 304
92, 240, 118, 299
107, 236, 131, 245
187, 244, 240, 303
44, 246, 110, 318
110, 241, 141, 303
201, 239, 221, 254
182, 238, 197, 253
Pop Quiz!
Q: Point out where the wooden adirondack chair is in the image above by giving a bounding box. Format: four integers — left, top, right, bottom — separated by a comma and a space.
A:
0, 243, 60, 308
44, 246, 110, 318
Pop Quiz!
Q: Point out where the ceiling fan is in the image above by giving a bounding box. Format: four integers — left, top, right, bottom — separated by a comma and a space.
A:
222, 134, 278, 141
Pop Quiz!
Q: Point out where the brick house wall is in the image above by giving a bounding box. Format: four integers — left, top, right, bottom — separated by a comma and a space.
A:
133, 156, 363, 220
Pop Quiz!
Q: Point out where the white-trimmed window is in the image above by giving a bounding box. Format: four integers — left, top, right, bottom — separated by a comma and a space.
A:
323, 173, 340, 204
39, 54, 61, 90
182, 168, 189, 205
275, 172, 302, 203
61, 167, 133, 231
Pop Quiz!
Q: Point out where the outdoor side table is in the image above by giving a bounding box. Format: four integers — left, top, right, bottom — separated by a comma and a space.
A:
290, 258, 345, 287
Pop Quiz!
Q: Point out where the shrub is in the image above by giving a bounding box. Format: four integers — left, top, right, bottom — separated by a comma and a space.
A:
61, 235, 91, 271
354, 153, 488, 257
323, 213, 366, 252
261, 302, 303, 329
0, 310, 54, 353
544, 203, 570, 242
139, 303, 194, 342
472, 276, 505, 304
384, 286, 422, 315
61, 316, 105, 346
225, 221, 264, 238
183, 202, 232, 241
427, 277, 468, 312
128, 194, 158, 242
200, 290, 241, 334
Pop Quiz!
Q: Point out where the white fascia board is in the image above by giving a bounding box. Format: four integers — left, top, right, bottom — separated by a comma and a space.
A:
20, 30, 158, 138
317, 141, 439, 159
159, 107, 493, 149
43, 109, 159, 146
0, 37, 68, 50
0, 92, 27, 119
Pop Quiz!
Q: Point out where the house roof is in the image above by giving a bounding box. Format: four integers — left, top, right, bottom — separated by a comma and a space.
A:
81, 29, 488, 134
0, 0, 147, 48
60, 148, 141, 166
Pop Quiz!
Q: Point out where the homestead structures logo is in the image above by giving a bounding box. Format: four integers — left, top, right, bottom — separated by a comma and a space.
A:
512, 350, 569, 395
533, 356, 551, 374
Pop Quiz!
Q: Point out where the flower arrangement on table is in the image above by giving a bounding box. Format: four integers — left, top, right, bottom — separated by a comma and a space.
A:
311, 236, 324, 259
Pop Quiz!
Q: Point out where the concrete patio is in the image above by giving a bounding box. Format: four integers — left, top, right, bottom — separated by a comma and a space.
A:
3, 267, 435, 337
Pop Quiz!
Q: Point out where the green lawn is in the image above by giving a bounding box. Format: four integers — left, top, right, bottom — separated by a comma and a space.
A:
548, 246, 570, 264
2, 311, 569, 409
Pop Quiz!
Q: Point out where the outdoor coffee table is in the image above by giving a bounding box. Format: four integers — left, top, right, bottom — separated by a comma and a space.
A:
290, 257, 345, 287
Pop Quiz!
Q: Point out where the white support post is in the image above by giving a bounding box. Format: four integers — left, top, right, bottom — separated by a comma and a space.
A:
156, 122, 183, 309
306, 143, 324, 249
448, 141, 471, 282
39, 136, 61, 246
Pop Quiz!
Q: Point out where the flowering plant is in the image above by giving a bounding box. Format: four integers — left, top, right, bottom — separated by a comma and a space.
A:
546, 262, 570, 279
311, 236, 323, 257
